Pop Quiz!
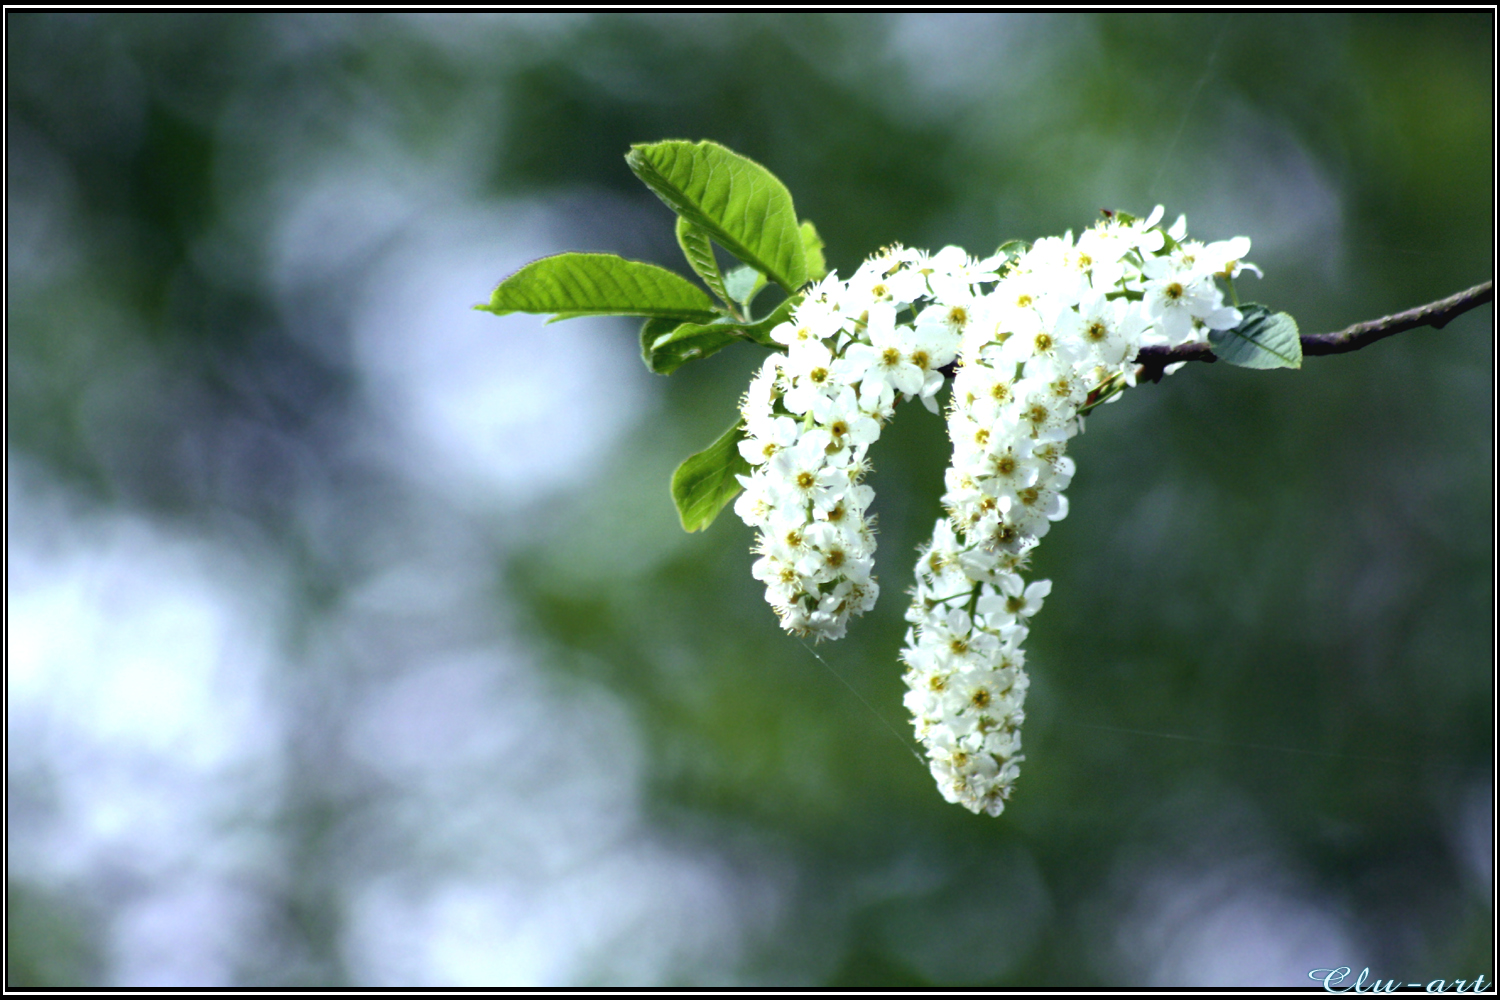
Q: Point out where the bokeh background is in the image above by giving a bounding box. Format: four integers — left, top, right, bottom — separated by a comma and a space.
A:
7, 12, 1493, 987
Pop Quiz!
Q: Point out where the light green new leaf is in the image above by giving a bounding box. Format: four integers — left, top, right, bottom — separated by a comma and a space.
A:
479, 252, 720, 322
671, 418, 751, 532
724, 265, 768, 310
994, 239, 1030, 262
800, 220, 827, 281
675, 217, 732, 308
626, 140, 808, 293
1209, 303, 1303, 370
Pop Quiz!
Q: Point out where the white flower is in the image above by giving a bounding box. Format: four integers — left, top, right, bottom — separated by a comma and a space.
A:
895, 208, 1258, 815
811, 386, 881, 457
1074, 293, 1143, 367
766, 435, 846, 515
738, 414, 799, 465
976, 574, 1052, 625
1142, 257, 1241, 344
733, 212, 1258, 773
835, 304, 926, 401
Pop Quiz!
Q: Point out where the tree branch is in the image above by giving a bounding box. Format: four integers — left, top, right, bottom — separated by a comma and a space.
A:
1133, 280, 1495, 383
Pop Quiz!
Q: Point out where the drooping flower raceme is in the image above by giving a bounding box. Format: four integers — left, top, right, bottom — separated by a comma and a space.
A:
901, 209, 1254, 815
734, 245, 1001, 640
731, 208, 1255, 814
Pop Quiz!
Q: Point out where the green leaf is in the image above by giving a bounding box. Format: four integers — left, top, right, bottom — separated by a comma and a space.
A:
800, 220, 828, 281
671, 418, 751, 532
640, 297, 799, 374
639, 317, 680, 367
994, 239, 1030, 263
736, 295, 798, 347
626, 140, 808, 293
479, 252, 720, 322
1208, 303, 1303, 370
724, 265, 768, 310
643, 320, 741, 375
675, 217, 732, 308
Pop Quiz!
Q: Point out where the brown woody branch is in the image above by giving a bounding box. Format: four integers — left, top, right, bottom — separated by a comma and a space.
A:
1133, 280, 1495, 383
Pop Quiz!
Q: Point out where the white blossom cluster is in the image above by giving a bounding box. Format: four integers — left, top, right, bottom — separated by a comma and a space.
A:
901, 207, 1257, 815
733, 245, 1003, 640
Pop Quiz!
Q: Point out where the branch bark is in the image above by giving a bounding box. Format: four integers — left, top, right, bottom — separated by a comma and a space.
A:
1133, 280, 1495, 383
